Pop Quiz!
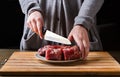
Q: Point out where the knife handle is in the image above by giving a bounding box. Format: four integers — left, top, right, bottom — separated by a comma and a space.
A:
42, 27, 47, 35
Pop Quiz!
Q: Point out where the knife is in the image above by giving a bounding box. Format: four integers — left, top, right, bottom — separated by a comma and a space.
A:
42, 27, 71, 45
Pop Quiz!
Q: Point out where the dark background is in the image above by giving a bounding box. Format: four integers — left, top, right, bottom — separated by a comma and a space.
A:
0, 0, 24, 49
0, 0, 120, 51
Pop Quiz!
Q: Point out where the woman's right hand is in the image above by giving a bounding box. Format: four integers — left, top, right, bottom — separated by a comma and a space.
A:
27, 11, 44, 39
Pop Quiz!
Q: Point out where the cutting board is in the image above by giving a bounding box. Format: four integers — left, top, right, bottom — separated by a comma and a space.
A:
0, 51, 120, 75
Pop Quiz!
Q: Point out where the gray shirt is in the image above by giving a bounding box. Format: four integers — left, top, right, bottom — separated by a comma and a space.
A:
19, 0, 104, 50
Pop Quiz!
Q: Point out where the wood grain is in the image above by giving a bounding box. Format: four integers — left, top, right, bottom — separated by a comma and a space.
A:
0, 51, 120, 75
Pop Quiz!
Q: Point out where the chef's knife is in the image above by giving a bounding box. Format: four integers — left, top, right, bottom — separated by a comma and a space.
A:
42, 27, 71, 45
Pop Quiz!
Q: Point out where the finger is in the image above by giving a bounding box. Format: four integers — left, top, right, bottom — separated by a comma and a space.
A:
83, 32, 90, 60
68, 32, 73, 41
79, 40, 85, 60
74, 36, 85, 59
75, 36, 85, 52
30, 21, 35, 32
31, 19, 38, 34
36, 19, 43, 39
83, 39, 89, 60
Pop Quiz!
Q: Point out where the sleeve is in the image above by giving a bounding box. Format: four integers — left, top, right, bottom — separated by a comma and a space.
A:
74, 0, 104, 30
18, 0, 42, 15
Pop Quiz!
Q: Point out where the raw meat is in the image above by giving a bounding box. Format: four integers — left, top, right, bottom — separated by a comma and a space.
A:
45, 48, 63, 60
62, 45, 81, 60
38, 45, 81, 60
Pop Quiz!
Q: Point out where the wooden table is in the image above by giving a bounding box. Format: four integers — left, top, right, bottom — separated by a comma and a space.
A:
0, 51, 120, 76
0, 49, 19, 68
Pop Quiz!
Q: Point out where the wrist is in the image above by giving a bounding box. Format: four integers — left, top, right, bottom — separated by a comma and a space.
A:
74, 24, 88, 31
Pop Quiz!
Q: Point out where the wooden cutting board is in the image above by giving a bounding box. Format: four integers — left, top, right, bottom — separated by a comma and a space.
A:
0, 51, 120, 76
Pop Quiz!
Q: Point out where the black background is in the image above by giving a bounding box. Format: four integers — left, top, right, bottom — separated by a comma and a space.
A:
0, 0, 120, 51
0, 0, 24, 49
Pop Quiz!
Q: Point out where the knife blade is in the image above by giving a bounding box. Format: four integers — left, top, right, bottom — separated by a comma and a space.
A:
43, 28, 71, 45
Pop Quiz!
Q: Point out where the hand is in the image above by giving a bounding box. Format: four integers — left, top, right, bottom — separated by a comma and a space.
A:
27, 11, 44, 39
68, 25, 90, 60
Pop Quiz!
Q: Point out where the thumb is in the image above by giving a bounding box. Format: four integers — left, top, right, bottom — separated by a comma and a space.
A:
68, 33, 73, 41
